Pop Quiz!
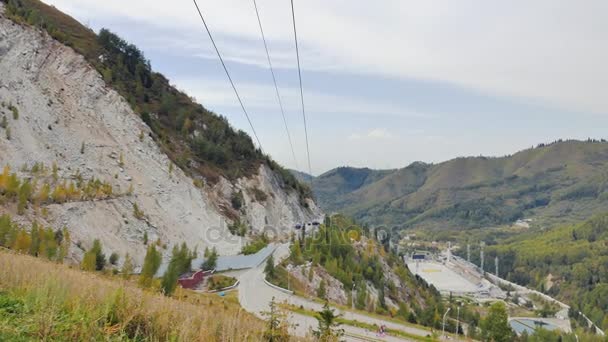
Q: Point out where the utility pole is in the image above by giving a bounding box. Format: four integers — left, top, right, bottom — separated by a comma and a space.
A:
480, 242, 485, 272
352, 283, 356, 310
495, 256, 499, 277
447, 241, 452, 263
456, 304, 461, 335
467, 243, 470, 263
442, 307, 451, 338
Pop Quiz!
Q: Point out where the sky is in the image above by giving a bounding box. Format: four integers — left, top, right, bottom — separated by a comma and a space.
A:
41, 0, 608, 175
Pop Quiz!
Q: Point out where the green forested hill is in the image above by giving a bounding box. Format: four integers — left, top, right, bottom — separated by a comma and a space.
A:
481, 213, 608, 332
304, 140, 608, 230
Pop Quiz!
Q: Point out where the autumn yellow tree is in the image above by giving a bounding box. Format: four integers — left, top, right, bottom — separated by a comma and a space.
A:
0, 165, 9, 190
37, 183, 50, 204
13, 229, 31, 253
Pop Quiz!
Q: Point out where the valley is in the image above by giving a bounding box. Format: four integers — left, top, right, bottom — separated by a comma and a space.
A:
0, 0, 606, 341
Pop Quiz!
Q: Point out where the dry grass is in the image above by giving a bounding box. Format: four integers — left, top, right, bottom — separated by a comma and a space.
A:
0, 249, 266, 341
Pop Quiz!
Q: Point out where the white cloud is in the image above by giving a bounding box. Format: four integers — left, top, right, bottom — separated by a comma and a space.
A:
367, 128, 393, 140
348, 128, 394, 141
43, 0, 608, 115
174, 77, 431, 119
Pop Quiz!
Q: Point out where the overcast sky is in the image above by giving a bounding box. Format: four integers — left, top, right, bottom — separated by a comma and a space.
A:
42, 0, 608, 174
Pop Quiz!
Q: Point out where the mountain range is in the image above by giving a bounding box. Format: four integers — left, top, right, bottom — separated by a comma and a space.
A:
296, 140, 608, 231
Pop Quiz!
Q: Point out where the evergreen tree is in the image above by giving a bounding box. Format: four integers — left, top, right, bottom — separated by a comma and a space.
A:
109, 252, 119, 265
264, 254, 276, 279
81, 239, 105, 271
261, 297, 290, 342
13, 229, 31, 253
139, 244, 161, 287
161, 246, 181, 296
93, 239, 106, 270
17, 180, 31, 215
29, 222, 40, 256
201, 246, 217, 271
313, 301, 344, 341
317, 279, 327, 299
81, 250, 96, 271
161, 243, 195, 296
481, 302, 513, 342
121, 253, 134, 279
57, 228, 70, 262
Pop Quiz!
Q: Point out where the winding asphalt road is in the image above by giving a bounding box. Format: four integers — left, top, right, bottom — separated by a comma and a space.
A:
237, 243, 450, 342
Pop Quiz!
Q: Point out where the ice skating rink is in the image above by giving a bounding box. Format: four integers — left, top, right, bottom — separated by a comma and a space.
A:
407, 261, 480, 294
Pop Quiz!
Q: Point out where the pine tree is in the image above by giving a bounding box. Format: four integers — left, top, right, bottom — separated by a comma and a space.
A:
161, 245, 184, 296
37, 183, 50, 204
317, 279, 327, 299
121, 253, 134, 279
29, 222, 40, 256
0, 165, 9, 190
81, 251, 96, 271
140, 244, 161, 287
202, 246, 217, 271
13, 229, 31, 253
109, 252, 119, 265
261, 297, 290, 342
264, 254, 276, 279
81, 239, 105, 271
41, 227, 58, 260
481, 302, 513, 342
17, 180, 31, 215
6, 172, 20, 198
51, 162, 58, 181
313, 301, 344, 341
57, 228, 70, 262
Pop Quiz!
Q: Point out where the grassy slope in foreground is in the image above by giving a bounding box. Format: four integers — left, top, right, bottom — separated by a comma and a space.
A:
0, 249, 265, 341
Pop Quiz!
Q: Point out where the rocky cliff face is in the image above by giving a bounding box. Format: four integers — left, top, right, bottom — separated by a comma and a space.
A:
0, 4, 321, 264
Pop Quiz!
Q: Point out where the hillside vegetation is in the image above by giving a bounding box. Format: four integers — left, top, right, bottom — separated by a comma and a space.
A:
272, 215, 485, 333
306, 140, 608, 230
478, 213, 608, 333
2, 0, 310, 202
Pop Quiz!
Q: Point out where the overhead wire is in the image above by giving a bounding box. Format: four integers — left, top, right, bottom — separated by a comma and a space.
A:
191, 0, 263, 151
289, 0, 313, 182
252, 0, 299, 169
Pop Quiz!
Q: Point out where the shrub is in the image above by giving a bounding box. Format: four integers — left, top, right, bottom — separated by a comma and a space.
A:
109, 252, 119, 265
201, 247, 217, 271
8, 104, 18, 120
133, 203, 145, 220
207, 275, 237, 291
241, 234, 268, 255
231, 191, 244, 210
228, 220, 248, 237
81, 239, 105, 271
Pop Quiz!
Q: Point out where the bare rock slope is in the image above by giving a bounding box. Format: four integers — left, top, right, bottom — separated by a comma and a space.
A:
0, 5, 320, 263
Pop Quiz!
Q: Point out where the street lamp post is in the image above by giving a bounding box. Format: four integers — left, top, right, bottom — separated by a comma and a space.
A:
456, 305, 460, 335
352, 283, 355, 310
442, 307, 451, 338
